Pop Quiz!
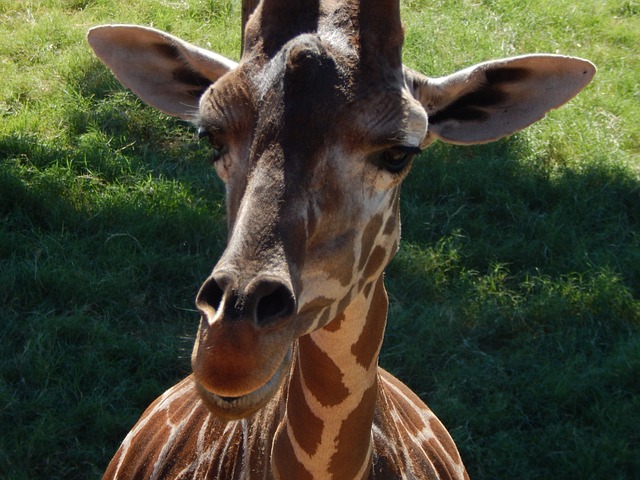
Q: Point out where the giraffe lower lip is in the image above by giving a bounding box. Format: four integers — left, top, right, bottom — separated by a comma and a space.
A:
219, 395, 241, 403
197, 348, 292, 416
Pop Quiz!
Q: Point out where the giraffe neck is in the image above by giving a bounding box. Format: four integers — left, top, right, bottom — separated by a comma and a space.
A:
273, 276, 388, 479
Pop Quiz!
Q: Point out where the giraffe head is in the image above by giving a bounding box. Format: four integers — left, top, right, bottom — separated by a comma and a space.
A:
88, 0, 594, 420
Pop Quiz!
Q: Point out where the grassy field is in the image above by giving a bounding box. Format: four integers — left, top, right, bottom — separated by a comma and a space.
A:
1, 0, 638, 478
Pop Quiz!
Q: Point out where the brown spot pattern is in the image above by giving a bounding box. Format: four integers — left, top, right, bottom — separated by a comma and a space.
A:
329, 383, 377, 478
272, 427, 314, 480
352, 279, 387, 369
324, 311, 346, 332
424, 438, 453, 480
334, 241, 357, 287
287, 364, 323, 456
430, 416, 461, 463
362, 245, 387, 280
382, 211, 397, 236
298, 295, 333, 318
358, 214, 384, 272
375, 370, 470, 479
298, 335, 349, 407
362, 280, 374, 298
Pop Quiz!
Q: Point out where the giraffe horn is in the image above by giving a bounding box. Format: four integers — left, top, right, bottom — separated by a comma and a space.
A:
358, 0, 403, 68
246, 0, 321, 56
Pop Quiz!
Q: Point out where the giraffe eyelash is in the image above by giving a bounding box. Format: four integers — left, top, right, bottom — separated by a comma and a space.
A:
197, 127, 227, 164
375, 146, 421, 174
212, 146, 229, 164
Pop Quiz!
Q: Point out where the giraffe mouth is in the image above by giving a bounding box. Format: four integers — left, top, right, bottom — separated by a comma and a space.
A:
196, 348, 292, 419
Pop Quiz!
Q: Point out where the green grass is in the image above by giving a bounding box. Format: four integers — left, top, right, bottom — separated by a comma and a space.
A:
1, 0, 638, 478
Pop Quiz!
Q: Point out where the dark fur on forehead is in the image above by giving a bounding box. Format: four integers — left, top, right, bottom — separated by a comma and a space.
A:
357, 0, 403, 68
243, 0, 321, 58
280, 37, 344, 158
243, 0, 404, 67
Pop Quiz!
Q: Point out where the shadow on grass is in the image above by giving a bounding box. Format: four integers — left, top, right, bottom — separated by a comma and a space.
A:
0, 72, 228, 477
383, 137, 640, 478
400, 137, 640, 288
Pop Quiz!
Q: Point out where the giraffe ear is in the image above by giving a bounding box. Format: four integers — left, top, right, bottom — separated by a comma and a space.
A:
406, 55, 595, 145
87, 25, 238, 121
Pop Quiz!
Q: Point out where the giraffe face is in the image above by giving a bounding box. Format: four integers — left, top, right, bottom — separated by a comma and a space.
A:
88, 0, 594, 421
191, 33, 426, 418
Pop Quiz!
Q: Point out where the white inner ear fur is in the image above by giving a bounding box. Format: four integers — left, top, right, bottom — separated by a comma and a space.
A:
406, 54, 596, 146
87, 25, 238, 120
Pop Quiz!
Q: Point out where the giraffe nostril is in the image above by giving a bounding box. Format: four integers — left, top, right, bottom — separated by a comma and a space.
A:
254, 281, 296, 327
196, 274, 226, 313
196, 273, 295, 326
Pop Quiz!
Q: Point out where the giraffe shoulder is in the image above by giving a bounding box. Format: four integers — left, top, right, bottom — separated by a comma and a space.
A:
371, 369, 469, 480
103, 376, 236, 479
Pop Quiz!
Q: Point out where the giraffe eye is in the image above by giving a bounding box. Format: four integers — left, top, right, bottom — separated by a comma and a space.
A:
197, 127, 209, 141
210, 146, 226, 163
197, 127, 227, 163
378, 146, 421, 173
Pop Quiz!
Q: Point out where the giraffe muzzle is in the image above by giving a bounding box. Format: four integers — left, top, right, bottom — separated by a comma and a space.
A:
191, 270, 297, 418
194, 347, 292, 420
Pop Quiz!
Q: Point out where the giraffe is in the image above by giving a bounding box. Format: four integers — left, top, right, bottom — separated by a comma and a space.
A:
88, 0, 595, 478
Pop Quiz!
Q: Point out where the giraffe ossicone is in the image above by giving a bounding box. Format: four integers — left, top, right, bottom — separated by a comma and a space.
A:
89, 0, 594, 478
